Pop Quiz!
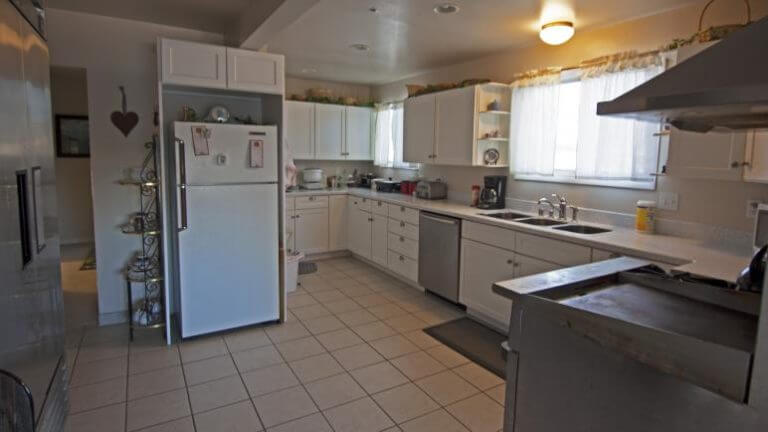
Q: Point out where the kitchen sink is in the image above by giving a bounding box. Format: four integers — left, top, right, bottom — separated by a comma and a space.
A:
482, 211, 531, 220
516, 218, 568, 226
553, 224, 612, 234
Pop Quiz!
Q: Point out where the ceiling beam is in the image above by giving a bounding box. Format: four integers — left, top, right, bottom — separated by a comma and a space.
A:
228, 0, 319, 50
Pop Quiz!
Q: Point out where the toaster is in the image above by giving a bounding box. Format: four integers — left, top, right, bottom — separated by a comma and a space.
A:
415, 181, 448, 200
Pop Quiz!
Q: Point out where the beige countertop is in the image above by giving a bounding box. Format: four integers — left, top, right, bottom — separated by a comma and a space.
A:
286, 188, 751, 283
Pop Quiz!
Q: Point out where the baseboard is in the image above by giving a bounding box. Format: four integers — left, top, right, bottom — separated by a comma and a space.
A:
304, 250, 351, 261
99, 310, 128, 326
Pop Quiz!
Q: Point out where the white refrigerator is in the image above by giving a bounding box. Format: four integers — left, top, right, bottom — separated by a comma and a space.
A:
173, 122, 279, 338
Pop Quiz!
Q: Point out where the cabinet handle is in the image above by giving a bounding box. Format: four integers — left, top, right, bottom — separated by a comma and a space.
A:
295, 215, 301, 219
507, 259, 513, 265
378, 202, 383, 206
513, 263, 520, 268
400, 236, 405, 242
400, 221, 405, 228
731, 161, 740, 168
368, 218, 374, 222
653, 131, 671, 137
309, 196, 315, 201
399, 255, 405, 262
400, 206, 405, 212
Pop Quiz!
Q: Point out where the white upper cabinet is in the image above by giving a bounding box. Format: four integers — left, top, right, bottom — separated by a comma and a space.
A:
159, 39, 284, 94
404, 94, 437, 163
345, 106, 373, 160
744, 131, 768, 183
666, 128, 747, 181
403, 83, 510, 166
160, 39, 227, 89
286, 101, 314, 159
434, 86, 475, 165
315, 104, 346, 160
226, 48, 284, 94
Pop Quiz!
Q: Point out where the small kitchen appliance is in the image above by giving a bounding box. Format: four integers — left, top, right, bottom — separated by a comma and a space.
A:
477, 175, 507, 209
375, 178, 401, 193
301, 168, 325, 190
416, 180, 448, 200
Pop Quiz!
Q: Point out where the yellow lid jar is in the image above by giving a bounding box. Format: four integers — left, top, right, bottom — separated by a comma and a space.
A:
635, 200, 656, 234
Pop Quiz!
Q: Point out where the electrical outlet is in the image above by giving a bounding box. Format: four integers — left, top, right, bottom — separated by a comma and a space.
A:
658, 192, 679, 211
747, 200, 761, 218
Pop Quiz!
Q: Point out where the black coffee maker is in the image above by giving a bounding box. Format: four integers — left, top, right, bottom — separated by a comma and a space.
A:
477, 176, 507, 209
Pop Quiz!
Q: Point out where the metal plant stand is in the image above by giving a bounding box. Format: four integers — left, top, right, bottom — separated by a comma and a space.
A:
119, 137, 165, 340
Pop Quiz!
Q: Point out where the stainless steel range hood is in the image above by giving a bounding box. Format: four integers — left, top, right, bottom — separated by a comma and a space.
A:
597, 16, 768, 133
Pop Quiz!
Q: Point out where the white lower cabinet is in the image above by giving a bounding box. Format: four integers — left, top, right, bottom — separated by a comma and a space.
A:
371, 214, 388, 266
329, 195, 348, 251
348, 202, 372, 259
388, 250, 418, 281
460, 239, 516, 328
295, 208, 329, 254
514, 254, 561, 278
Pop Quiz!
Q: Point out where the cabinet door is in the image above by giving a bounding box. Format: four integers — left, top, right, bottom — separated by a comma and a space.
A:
315, 104, 346, 160
345, 106, 373, 160
403, 94, 436, 163
744, 131, 768, 183
460, 239, 515, 328
226, 48, 284, 94
347, 203, 372, 258
666, 128, 746, 181
295, 208, 329, 254
371, 214, 388, 266
286, 102, 314, 159
435, 86, 475, 165
514, 254, 561, 278
329, 195, 348, 251
161, 39, 227, 88
285, 211, 296, 253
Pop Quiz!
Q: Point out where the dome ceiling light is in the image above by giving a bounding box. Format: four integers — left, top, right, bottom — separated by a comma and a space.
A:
540, 20, 574, 45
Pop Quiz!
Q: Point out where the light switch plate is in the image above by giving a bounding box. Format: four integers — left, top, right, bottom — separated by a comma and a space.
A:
658, 192, 679, 211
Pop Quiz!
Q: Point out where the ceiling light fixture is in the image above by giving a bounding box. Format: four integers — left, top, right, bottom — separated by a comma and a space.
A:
434, 3, 459, 14
539, 20, 574, 45
350, 43, 370, 51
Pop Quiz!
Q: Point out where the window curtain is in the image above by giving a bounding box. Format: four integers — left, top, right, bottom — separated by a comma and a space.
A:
509, 71, 562, 176
374, 102, 415, 169
575, 54, 663, 180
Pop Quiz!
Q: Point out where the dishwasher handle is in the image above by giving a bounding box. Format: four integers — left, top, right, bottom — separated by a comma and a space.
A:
421, 213, 459, 225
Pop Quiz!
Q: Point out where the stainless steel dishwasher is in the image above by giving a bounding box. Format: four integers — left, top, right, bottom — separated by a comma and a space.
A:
419, 212, 461, 303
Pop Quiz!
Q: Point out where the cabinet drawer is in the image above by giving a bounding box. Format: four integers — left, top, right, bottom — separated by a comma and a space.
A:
351, 196, 372, 212
388, 233, 419, 260
372, 199, 388, 216
295, 195, 328, 209
388, 250, 418, 282
389, 204, 419, 225
515, 232, 591, 266
286, 197, 295, 211
462, 221, 515, 252
388, 218, 419, 241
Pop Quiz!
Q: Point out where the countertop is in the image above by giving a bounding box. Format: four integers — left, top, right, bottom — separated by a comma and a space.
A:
286, 188, 752, 283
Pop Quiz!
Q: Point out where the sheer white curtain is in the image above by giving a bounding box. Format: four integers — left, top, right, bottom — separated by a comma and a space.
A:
510, 73, 561, 176
374, 102, 415, 169
575, 63, 663, 180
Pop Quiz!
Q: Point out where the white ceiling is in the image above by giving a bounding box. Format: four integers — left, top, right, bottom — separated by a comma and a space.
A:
266, 0, 696, 84
46, 0, 257, 34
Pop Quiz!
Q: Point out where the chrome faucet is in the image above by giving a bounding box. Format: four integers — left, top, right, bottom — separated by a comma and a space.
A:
551, 194, 568, 221
537, 197, 555, 218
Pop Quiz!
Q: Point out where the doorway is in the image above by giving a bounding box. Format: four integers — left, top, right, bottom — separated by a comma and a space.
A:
51, 65, 98, 329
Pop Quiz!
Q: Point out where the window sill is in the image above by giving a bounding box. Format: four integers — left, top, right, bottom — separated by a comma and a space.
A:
514, 174, 657, 191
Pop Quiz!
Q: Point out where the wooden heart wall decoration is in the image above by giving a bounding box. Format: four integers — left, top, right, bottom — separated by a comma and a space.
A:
111, 86, 139, 137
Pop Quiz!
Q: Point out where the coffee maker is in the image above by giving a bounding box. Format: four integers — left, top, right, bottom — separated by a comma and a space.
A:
477, 176, 507, 209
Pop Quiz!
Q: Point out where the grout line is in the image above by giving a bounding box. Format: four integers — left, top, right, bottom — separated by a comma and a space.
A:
176, 344, 198, 432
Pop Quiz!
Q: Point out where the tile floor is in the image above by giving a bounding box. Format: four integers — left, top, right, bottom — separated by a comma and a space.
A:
64, 257, 505, 432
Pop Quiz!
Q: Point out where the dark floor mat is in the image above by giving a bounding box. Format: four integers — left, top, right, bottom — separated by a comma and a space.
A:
298, 261, 317, 275
424, 317, 506, 378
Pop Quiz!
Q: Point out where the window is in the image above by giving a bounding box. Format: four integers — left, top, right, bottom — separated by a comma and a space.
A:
510, 60, 664, 189
374, 102, 418, 169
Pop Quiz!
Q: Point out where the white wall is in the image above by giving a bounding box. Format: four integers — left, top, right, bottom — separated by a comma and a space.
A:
374, 0, 768, 232
50, 66, 94, 245
47, 9, 224, 324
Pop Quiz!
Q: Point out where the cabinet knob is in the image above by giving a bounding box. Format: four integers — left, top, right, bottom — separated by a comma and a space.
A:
400, 236, 405, 242
400, 207, 405, 212
309, 196, 315, 201
400, 221, 405, 228
731, 161, 742, 168
295, 215, 300, 219
399, 255, 405, 262
506, 259, 513, 265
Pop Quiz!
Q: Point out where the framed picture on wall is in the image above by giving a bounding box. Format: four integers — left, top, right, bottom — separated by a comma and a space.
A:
55, 115, 90, 157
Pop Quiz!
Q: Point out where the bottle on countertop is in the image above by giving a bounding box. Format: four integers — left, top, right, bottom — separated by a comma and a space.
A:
471, 185, 481, 207
635, 200, 656, 234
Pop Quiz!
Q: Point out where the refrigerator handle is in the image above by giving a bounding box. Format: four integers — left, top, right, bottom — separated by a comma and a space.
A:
176, 138, 188, 232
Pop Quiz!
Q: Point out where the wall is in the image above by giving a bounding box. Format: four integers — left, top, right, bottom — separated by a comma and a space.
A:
50, 66, 94, 245
374, 0, 768, 233
286, 77, 376, 180
47, 9, 224, 324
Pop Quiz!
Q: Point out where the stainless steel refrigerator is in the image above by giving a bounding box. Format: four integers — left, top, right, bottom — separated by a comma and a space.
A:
0, 0, 67, 430
171, 122, 280, 338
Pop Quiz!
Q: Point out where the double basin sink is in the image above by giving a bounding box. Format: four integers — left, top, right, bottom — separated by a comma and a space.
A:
481, 211, 611, 235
